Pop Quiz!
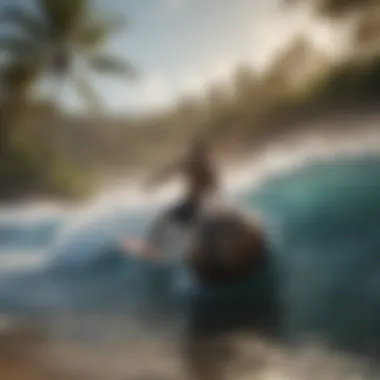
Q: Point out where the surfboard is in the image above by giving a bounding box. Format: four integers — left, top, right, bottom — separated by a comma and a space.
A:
121, 202, 268, 285
121, 219, 191, 263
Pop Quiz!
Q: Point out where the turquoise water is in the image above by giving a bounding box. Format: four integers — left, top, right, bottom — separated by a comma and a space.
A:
1, 154, 380, 355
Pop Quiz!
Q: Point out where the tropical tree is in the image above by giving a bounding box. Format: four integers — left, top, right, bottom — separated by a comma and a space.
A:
0, 0, 136, 163
284, 0, 375, 17
285, 0, 380, 53
233, 63, 259, 105
0, 0, 136, 111
0, 59, 40, 159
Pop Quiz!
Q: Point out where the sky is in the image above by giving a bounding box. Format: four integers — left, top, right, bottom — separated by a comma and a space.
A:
4, 0, 349, 114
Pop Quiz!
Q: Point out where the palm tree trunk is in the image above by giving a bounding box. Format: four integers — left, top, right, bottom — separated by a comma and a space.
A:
0, 93, 21, 160
0, 92, 25, 198
0, 107, 11, 161
48, 73, 67, 169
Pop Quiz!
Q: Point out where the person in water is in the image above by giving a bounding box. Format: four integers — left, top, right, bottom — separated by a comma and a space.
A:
143, 136, 220, 254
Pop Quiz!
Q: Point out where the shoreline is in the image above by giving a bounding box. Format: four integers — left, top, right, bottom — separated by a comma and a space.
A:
0, 315, 375, 380
1, 111, 380, 210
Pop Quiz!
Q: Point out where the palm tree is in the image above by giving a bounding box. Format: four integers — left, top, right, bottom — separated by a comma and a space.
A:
284, 0, 374, 17
0, 59, 41, 159
0, 0, 136, 111
285, 0, 380, 56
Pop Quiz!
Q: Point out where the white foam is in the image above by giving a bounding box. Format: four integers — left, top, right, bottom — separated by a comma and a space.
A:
3, 123, 380, 260
0, 249, 49, 274
0, 202, 70, 224
222, 127, 380, 193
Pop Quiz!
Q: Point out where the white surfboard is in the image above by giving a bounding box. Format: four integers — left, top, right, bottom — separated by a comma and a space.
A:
121, 222, 198, 294
121, 236, 161, 260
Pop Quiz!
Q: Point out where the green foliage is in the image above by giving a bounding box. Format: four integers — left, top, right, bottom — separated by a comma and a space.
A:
0, 0, 135, 108
3, 1, 380, 201
310, 55, 380, 103
3, 50, 380, 202
286, 0, 377, 17
0, 117, 94, 200
316, 0, 376, 17
0, 0, 132, 200
287, 0, 380, 53
1, 60, 40, 93
45, 159, 94, 199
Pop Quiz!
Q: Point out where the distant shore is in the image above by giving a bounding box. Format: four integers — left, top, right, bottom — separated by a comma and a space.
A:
1, 109, 380, 207
0, 127, 379, 221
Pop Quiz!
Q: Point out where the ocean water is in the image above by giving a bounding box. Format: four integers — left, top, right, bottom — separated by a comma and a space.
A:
1, 140, 380, 361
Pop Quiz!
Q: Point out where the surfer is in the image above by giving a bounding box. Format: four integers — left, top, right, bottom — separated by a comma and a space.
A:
143, 136, 220, 256
121, 135, 267, 288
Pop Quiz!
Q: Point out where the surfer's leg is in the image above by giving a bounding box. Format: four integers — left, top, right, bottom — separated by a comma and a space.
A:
184, 305, 230, 380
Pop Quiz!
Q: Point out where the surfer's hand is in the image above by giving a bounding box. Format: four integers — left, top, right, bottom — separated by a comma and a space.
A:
143, 244, 162, 261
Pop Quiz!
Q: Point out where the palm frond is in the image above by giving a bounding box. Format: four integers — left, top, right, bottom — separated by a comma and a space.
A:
0, 0, 135, 110
87, 54, 137, 77
0, 7, 48, 40
37, 0, 86, 36
317, 0, 374, 17
76, 15, 127, 50
71, 70, 103, 111
0, 36, 40, 58
1, 60, 39, 92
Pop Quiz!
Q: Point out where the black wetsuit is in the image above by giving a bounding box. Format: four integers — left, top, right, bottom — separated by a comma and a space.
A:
167, 155, 217, 227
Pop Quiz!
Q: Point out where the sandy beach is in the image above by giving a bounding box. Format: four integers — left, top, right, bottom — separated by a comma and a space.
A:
0, 314, 377, 380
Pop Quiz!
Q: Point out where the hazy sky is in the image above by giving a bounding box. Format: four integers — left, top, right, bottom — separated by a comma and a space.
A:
5, 0, 346, 113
